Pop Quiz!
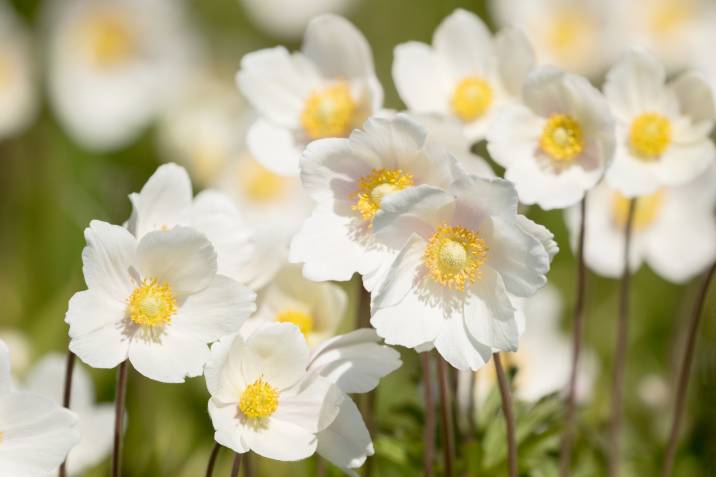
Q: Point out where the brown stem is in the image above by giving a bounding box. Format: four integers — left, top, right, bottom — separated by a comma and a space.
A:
421, 352, 435, 477
466, 371, 477, 439
112, 361, 129, 477
205, 443, 221, 477
357, 286, 376, 477
230, 452, 242, 477
660, 262, 716, 477
494, 353, 517, 477
559, 196, 588, 476
317, 456, 326, 477
608, 198, 637, 477
58, 351, 76, 477
436, 356, 454, 477
243, 452, 253, 477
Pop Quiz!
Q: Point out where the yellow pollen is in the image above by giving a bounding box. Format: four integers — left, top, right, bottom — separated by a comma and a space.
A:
300, 82, 357, 140
424, 225, 488, 291
81, 11, 135, 68
451, 77, 493, 122
239, 378, 279, 419
540, 114, 584, 161
611, 190, 665, 231
237, 156, 289, 203
127, 279, 177, 327
276, 309, 314, 336
352, 168, 414, 223
629, 113, 671, 160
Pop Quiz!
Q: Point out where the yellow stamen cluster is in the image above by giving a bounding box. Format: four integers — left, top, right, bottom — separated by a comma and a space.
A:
301, 82, 356, 140
127, 279, 177, 327
81, 11, 136, 68
276, 310, 314, 336
352, 168, 414, 222
611, 190, 665, 231
237, 156, 289, 203
629, 113, 671, 160
540, 114, 584, 162
424, 225, 488, 291
451, 77, 493, 122
239, 378, 279, 419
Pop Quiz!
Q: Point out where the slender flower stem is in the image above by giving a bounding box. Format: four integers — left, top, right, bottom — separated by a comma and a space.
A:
230, 452, 242, 477
660, 262, 716, 477
494, 353, 517, 477
357, 286, 376, 477
559, 196, 589, 477
466, 371, 477, 439
112, 360, 129, 477
205, 443, 221, 477
244, 453, 253, 477
421, 352, 435, 477
436, 355, 454, 477
608, 198, 637, 477
58, 351, 76, 477
317, 456, 326, 477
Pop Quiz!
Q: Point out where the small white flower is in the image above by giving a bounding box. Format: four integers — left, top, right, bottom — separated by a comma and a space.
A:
205, 323, 343, 461
393, 9, 535, 141
66, 220, 256, 382
46, 0, 197, 151
290, 114, 465, 291
603, 49, 716, 197
370, 175, 552, 370
25, 354, 114, 476
0, 0, 37, 140
0, 340, 80, 477
487, 67, 615, 209
237, 14, 383, 176
565, 167, 716, 283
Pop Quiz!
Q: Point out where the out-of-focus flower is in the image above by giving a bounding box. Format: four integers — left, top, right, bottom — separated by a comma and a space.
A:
637, 373, 669, 409
603, 49, 715, 197
0, 340, 80, 477
565, 167, 716, 282
66, 221, 256, 382
0, 0, 37, 140
393, 9, 535, 141
370, 176, 552, 370
0, 329, 30, 378
290, 114, 465, 291
25, 354, 114, 476
46, 0, 197, 151
487, 67, 615, 209
240, 0, 358, 41
237, 14, 383, 176
205, 323, 343, 461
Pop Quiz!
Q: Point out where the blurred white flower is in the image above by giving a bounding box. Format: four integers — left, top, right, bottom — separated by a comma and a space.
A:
237, 14, 383, 176
637, 373, 669, 409
565, 167, 716, 282
370, 176, 552, 370
205, 323, 343, 461
0, 0, 37, 140
0, 340, 80, 477
487, 67, 615, 209
0, 329, 30, 378
46, 0, 198, 151
66, 221, 255, 382
290, 114, 465, 291
603, 49, 716, 197
25, 354, 113, 476
393, 9, 535, 141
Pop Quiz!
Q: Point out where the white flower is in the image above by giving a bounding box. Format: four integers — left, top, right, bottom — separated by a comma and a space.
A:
46, 0, 197, 151
0, 340, 80, 477
237, 14, 383, 176
393, 9, 535, 141
290, 114, 465, 291
239, 0, 357, 40
0, 0, 37, 140
0, 329, 30, 379
25, 354, 114, 476
487, 67, 615, 209
66, 220, 256, 382
370, 175, 552, 370
205, 323, 343, 461
603, 49, 716, 197
565, 167, 716, 283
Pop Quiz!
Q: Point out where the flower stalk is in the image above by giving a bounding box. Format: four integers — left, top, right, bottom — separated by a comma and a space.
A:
422, 352, 435, 477
58, 350, 76, 477
230, 452, 243, 477
112, 360, 129, 477
205, 443, 221, 477
436, 355, 454, 477
494, 352, 517, 477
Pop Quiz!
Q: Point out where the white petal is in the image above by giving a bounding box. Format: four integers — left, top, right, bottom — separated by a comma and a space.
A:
24, 353, 94, 411
82, 220, 137, 299
434, 313, 492, 371
205, 334, 247, 403
242, 416, 318, 461
669, 71, 716, 125
604, 49, 669, 121
0, 340, 10, 393
317, 397, 373, 470
655, 140, 716, 188
392, 42, 448, 113
274, 374, 344, 433
433, 9, 494, 79
208, 398, 250, 453
486, 103, 542, 169
516, 215, 559, 262
247, 118, 302, 176
464, 267, 519, 351
128, 329, 210, 383
494, 27, 535, 96
66, 404, 114, 475
241, 323, 309, 391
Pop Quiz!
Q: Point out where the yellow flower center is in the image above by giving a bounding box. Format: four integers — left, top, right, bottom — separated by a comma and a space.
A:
190, 142, 228, 186
451, 77, 493, 122
424, 225, 488, 291
629, 113, 671, 160
300, 82, 357, 140
127, 279, 177, 327
237, 156, 289, 203
80, 10, 136, 68
540, 114, 584, 161
611, 190, 665, 231
352, 168, 414, 223
649, 1, 691, 34
276, 309, 314, 336
239, 378, 279, 419
546, 10, 591, 54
